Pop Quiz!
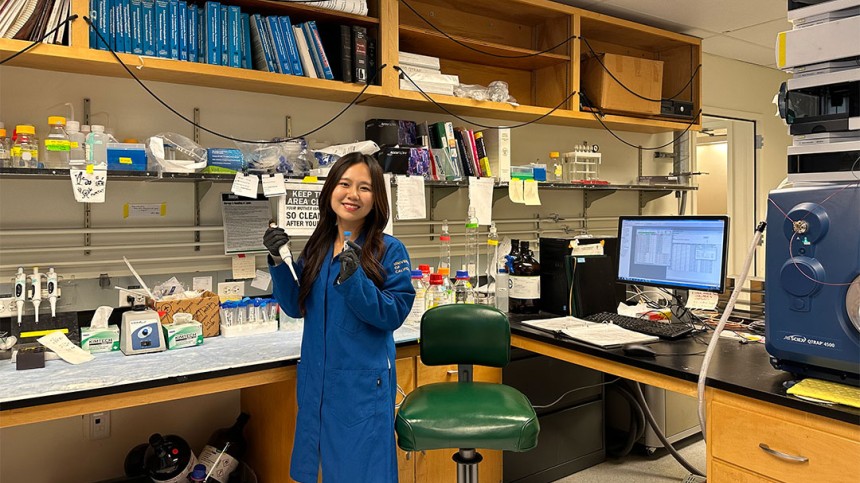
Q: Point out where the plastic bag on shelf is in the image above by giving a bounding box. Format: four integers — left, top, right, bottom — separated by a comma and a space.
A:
454, 81, 518, 105
146, 132, 208, 173
313, 140, 380, 169
234, 138, 313, 175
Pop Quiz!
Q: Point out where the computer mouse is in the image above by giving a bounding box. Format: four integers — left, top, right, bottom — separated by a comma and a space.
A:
622, 344, 657, 357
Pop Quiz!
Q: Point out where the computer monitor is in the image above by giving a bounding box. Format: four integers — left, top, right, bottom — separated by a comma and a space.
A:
616, 216, 730, 293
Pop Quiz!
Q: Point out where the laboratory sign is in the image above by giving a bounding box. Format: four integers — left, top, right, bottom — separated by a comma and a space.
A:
283, 182, 323, 236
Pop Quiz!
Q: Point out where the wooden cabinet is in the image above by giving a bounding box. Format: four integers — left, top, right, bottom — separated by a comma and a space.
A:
397, 356, 418, 483
0, 0, 700, 133
707, 389, 860, 483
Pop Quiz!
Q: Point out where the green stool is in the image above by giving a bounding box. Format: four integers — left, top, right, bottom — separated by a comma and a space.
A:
395, 305, 540, 483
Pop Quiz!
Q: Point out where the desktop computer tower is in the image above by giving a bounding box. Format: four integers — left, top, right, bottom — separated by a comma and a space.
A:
606, 383, 701, 453
539, 237, 624, 316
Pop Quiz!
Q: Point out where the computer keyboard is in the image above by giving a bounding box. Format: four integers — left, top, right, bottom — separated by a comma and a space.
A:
583, 312, 693, 340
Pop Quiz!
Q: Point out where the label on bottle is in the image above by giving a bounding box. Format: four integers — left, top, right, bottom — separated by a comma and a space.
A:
45, 139, 71, 151
487, 239, 499, 246
198, 445, 240, 483
406, 289, 426, 325
509, 275, 540, 300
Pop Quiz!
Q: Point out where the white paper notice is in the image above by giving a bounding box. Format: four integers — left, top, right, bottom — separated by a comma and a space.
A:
221, 194, 271, 255
384, 173, 394, 235
282, 182, 324, 236
37, 332, 94, 364
251, 269, 272, 290
395, 175, 426, 220
232, 255, 257, 279
262, 173, 287, 197
70, 167, 107, 203
468, 177, 495, 225
508, 179, 524, 203
231, 172, 260, 198
523, 180, 541, 206
686, 290, 719, 310
192, 276, 213, 292
123, 203, 166, 218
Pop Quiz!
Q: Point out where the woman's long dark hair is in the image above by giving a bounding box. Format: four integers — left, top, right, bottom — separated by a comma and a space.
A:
297, 153, 389, 315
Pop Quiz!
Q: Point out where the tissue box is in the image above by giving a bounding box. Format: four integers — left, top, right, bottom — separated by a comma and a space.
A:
204, 148, 245, 173
148, 291, 221, 337
80, 325, 120, 353
107, 143, 147, 171
162, 321, 203, 349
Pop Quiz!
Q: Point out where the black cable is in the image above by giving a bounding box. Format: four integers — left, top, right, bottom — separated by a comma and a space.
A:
396, 66, 577, 129
606, 382, 647, 458
80, 15, 383, 144
632, 381, 706, 476
580, 91, 701, 151
531, 377, 620, 409
0, 14, 78, 66
581, 37, 701, 102
399, 0, 575, 59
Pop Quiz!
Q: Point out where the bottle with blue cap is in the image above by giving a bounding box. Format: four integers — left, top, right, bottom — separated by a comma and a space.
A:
405, 269, 428, 326
454, 270, 475, 304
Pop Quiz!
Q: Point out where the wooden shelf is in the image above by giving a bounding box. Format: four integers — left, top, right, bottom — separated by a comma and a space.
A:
229, 0, 380, 26
0, 39, 384, 103
398, 25, 569, 70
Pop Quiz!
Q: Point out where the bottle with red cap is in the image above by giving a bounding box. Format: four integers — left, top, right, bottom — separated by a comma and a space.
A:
143, 433, 197, 482
418, 264, 432, 285
425, 273, 448, 310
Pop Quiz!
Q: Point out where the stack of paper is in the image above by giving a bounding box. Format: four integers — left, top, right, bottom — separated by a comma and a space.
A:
522, 316, 659, 348
399, 51, 459, 96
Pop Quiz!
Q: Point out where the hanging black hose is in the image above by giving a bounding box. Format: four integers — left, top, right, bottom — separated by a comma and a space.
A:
606, 382, 647, 458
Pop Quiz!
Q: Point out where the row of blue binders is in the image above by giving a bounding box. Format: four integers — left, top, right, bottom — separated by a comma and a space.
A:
88, 0, 369, 82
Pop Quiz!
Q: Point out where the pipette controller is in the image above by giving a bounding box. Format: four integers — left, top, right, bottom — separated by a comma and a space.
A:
269, 222, 299, 285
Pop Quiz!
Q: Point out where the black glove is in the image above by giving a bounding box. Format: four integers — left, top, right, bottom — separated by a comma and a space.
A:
263, 227, 290, 259
338, 240, 362, 284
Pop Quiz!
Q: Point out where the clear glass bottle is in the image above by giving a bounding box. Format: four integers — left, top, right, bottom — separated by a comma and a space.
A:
425, 273, 447, 310
65, 120, 86, 167
464, 207, 480, 288
0, 128, 10, 168
437, 267, 455, 305
495, 268, 509, 312
197, 412, 250, 483
86, 124, 109, 165
438, 219, 451, 273
454, 270, 475, 304
509, 241, 541, 314
11, 125, 38, 168
480, 222, 500, 306
44, 116, 70, 168
143, 433, 197, 482
406, 269, 428, 326
418, 264, 432, 286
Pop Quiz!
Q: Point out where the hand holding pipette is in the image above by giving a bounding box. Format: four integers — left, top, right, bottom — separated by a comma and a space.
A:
265, 221, 300, 285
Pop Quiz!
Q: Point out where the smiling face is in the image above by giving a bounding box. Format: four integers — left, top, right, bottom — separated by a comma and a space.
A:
330, 162, 374, 230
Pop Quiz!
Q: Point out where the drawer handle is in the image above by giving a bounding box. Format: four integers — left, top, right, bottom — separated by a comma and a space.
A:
446, 370, 458, 375
758, 443, 809, 463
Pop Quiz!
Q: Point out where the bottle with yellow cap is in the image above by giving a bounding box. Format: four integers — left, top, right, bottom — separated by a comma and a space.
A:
549, 151, 562, 182
11, 125, 38, 168
44, 116, 71, 168
0, 127, 10, 168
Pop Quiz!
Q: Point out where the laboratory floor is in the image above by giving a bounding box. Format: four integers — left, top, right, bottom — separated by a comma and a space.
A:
553, 436, 706, 483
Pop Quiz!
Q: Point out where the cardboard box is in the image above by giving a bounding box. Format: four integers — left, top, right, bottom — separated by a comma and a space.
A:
581, 53, 663, 116
149, 291, 221, 337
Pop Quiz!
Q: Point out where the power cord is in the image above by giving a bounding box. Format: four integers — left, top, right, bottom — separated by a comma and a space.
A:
531, 376, 620, 409
78, 15, 383, 144
0, 14, 78, 65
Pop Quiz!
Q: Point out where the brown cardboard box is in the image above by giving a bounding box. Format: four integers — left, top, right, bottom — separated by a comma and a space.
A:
581, 53, 663, 116
149, 290, 221, 337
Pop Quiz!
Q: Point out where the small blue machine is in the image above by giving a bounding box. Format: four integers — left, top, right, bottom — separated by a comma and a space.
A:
765, 183, 860, 385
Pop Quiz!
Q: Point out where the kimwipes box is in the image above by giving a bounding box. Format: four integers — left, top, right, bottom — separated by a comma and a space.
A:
148, 291, 221, 338
581, 53, 663, 116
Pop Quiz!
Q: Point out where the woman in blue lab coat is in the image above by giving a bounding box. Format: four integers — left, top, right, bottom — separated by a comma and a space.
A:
264, 152, 415, 483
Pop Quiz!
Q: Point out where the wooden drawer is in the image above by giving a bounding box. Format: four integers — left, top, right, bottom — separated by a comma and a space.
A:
710, 396, 860, 483
711, 459, 778, 483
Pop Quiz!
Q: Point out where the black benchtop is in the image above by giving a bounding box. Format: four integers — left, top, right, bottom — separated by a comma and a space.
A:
508, 313, 860, 426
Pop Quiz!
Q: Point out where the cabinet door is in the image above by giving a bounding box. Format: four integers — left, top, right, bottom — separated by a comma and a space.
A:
397, 356, 417, 483
240, 370, 298, 482
415, 359, 503, 483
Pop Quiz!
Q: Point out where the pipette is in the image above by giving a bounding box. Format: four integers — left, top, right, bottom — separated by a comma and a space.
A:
46, 268, 58, 317
30, 268, 42, 322
269, 222, 299, 285
14, 267, 26, 325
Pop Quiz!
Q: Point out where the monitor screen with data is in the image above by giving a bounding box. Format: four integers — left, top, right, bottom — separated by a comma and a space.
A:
617, 216, 729, 293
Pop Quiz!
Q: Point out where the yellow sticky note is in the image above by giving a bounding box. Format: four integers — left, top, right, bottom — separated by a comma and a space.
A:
86, 164, 94, 174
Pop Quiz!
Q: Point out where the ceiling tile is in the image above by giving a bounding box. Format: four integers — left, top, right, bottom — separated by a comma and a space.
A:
724, 18, 792, 47
579, 0, 786, 34
702, 35, 778, 67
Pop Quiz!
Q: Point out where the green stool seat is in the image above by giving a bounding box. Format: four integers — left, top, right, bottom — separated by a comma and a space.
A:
396, 381, 540, 452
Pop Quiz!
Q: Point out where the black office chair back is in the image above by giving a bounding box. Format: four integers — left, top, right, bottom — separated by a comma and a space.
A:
419, 304, 510, 368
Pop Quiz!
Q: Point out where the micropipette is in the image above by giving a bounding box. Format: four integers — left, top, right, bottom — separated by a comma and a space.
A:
269, 222, 299, 285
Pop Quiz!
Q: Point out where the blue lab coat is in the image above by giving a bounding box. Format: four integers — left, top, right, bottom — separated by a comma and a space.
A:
270, 233, 415, 483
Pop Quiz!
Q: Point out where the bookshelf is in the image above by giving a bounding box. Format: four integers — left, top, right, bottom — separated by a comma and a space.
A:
1, 0, 701, 132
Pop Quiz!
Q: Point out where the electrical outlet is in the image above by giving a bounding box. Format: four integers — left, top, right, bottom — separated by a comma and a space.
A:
84, 411, 111, 440
0, 297, 14, 318
217, 281, 245, 299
